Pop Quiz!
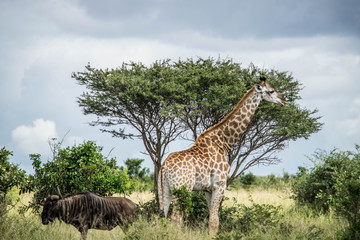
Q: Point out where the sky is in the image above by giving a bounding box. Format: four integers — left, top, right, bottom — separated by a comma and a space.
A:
1, 0, 359, 176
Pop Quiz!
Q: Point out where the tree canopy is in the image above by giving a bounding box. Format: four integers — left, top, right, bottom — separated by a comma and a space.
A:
120, 158, 150, 180
73, 57, 322, 187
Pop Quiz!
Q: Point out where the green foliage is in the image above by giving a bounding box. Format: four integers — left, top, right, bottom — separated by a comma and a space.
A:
187, 192, 210, 226
292, 148, 349, 212
171, 185, 194, 219
28, 141, 134, 206
240, 172, 257, 187
0, 147, 27, 216
228, 172, 294, 191
137, 198, 160, 222
74, 60, 187, 180
74, 57, 323, 190
161, 185, 282, 236
137, 190, 209, 226
121, 158, 150, 180
218, 197, 282, 238
292, 145, 360, 238
120, 158, 153, 192
0, 147, 27, 197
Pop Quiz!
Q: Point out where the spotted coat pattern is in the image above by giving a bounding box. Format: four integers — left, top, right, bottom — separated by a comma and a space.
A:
158, 79, 287, 235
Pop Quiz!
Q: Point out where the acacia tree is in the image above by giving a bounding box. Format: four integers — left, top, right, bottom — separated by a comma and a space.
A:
74, 57, 322, 189
74, 60, 186, 189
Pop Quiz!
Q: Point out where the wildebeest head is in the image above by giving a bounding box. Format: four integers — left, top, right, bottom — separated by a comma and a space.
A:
41, 195, 60, 225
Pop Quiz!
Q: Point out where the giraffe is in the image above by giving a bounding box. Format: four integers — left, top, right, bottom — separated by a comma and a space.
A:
158, 77, 288, 235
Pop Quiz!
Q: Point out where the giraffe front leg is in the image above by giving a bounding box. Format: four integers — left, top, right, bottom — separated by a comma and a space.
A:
208, 185, 226, 235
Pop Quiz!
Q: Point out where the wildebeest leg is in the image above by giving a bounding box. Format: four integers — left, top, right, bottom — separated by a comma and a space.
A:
78, 226, 88, 240
120, 223, 130, 233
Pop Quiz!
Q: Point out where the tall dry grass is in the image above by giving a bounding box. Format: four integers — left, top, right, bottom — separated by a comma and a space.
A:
1, 187, 347, 240
225, 187, 293, 208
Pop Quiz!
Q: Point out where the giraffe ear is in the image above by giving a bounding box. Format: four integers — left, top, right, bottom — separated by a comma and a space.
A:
255, 84, 263, 93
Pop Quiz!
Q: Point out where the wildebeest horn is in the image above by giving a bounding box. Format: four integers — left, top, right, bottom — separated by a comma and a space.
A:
57, 187, 63, 199
50, 195, 60, 201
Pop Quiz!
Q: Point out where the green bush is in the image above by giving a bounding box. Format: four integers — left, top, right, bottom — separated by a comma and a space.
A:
27, 140, 134, 208
218, 197, 282, 237
166, 187, 209, 226
239, 172, 256, 188
292, 145, 360, 238
120, 158, 153, 192
292, 147, 352, 212
0, 147, 27, 216
137, 198, 160, 221
171, 185, 194, 219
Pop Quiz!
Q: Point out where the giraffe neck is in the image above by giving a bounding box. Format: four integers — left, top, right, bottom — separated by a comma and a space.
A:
199, 87, 262, 152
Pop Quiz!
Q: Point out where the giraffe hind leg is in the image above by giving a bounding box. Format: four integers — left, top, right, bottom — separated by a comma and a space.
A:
170, 199, 183, 226
163, 175, 172, 218
205, 191, 212, 210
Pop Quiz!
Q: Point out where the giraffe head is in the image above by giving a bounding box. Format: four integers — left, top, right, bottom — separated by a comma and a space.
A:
254, 77, 288, 106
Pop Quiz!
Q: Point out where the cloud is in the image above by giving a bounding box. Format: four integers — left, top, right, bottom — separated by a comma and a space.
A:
11, 118, 58, 154
340, 97, 360, 136
76, 0, 360, 38
1, 0, 360, 175
342, 117, 360, 135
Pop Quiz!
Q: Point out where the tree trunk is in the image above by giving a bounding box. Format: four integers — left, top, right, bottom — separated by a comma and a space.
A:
153, 161, 162, 203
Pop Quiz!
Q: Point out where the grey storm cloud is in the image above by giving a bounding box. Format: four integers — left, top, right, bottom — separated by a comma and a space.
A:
0, 0, 359, 175
75, 0, 360, 38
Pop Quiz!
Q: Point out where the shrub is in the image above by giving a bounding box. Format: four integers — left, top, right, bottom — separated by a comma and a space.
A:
292, 145, 360, 238
218, 197, 282, 237
27, 140, 134, 210
120, 158, 153, 192
137, 197, 160, 221
292, 147, 354, 212
0, 147, 27, 216
239, 172, 257, 188
171, 185, 194, 219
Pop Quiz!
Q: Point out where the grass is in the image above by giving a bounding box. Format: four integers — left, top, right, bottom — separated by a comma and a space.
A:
1, 187, 347, 240
225, 187, 293, 208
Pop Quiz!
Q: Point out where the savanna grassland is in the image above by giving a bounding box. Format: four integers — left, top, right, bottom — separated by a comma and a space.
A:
0, 182, 347, 240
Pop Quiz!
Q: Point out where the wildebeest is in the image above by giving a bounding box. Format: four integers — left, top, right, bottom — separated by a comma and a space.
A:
41, 192, 137, 240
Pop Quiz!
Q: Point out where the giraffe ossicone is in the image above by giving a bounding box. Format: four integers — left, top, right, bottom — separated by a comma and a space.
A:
158, 77, 288, 235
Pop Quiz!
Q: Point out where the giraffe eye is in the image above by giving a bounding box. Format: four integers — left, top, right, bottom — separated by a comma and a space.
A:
268, 90, 274, 94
